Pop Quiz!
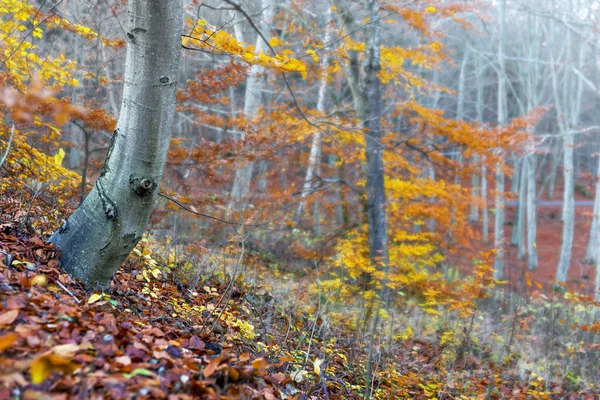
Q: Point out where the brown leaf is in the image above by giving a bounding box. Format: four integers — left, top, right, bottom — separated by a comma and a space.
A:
188, 335, 204, 350
0, 310, 19, 325
203, 357, 222, 378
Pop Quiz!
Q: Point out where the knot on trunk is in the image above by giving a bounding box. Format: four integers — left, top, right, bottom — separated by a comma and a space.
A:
129, 174, 156, 197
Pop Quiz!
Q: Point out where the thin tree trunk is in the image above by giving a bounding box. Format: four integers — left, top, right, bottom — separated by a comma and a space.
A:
50, 0, 183, 288
555, 23, 583, 285
229, 0, 274, 209
513, 158, 526, 259
296, 9, 332, 226
482, 160, 489, 242
494, 0, 507, 280
526, 150, 538, 269
586, 152, 600, 262
362, 1, 389, 396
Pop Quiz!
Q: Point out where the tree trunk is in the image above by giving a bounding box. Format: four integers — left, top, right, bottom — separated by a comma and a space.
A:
296, 9, 332, 226
555, 24, 583, 285
526, 151, 538, 269
513, 158, 526, 259
229, 0, 274, 209
363, 0, 389, 273
50, 0, 183, 288
493, 0, 507, 280
586, 152, 600, 263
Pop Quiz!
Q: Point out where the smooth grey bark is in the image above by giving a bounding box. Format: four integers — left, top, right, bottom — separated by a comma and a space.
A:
493, 0, 507, 280
229, 0, 274, 209
523, 10, 540, 270
525, 150, 538, 269
512, 158, 526, 259
596, 240, 600, 302
362, 0, 389, 271
555, 24, 584, 285
296, 8, 332, 227
50, 0, 183, 288
586, 152, 600, 262
476, 59, 488, 239
363, 3, 388, 395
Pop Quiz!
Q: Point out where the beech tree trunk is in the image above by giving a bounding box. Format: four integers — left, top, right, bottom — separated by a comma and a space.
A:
363, 1, 389, 272
525, 150, 538, 269
555, 25, 584, 285
229, 0, 274, 209
296, 9, 332, 226
586, 152, 600, 263
493, 0, 507, 280
50, 0, 183, 288
513, 158, 526, 259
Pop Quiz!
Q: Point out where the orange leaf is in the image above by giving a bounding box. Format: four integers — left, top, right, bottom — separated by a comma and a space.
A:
0, 333, 18, 351
251, 358, 268, 371
203, 356, 222, 378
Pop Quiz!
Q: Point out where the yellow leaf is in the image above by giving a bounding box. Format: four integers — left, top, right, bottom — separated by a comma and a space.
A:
313, 358, 323, 375
87, 293, 103, 304
30, 353, 76, 384
53, 148, 65, 166
425, 7, 436, 13
306, 49, 319, 62
269, 37, 283, 47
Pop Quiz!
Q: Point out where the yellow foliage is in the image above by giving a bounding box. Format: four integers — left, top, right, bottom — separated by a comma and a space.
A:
183, 18, 307, 78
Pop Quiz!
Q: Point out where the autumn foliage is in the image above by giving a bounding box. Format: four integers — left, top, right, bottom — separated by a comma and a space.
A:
2, 0, 600, 398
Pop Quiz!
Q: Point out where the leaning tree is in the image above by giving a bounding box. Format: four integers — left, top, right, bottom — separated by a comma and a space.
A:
50, 0, 183, 288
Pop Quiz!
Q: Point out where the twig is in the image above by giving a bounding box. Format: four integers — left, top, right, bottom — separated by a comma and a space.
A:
54, 277, 82, 304
158, 192, 240, 226
0, 124, 15, 169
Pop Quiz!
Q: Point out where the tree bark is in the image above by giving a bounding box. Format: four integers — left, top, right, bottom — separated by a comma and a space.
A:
363, 0, 389, 272
296, 9, 332, 227
586, 152, 600, 263
513, 158, 526, 259
526, 150, 538, 269
493, 0, 507, 280
50, 0, 183, 288
229, 0, 275, 209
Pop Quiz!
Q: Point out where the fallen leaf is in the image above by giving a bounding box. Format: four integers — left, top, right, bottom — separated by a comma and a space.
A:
0, 310, 19, 325
88, 293, 103, 304
313, 358, 323, 375
115, 355, 132, 366
30, 353, 76, 384
0, 333, 18, 351
188, 335, 204, 350
203, 357, 222, 378
251, 358, 268, 371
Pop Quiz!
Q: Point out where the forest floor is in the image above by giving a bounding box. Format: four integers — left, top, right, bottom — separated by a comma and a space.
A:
504, 180, 596, 296
1, 179, 600, 398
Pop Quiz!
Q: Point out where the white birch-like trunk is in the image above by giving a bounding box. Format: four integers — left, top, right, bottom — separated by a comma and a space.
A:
526, 150, 538, 269
50, 0, 183, 288
296, 9, 332, 226
555, 27, 583, 285
493, 0, 507, 280
229, 0, 274, 209
586, 154, 600, 263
